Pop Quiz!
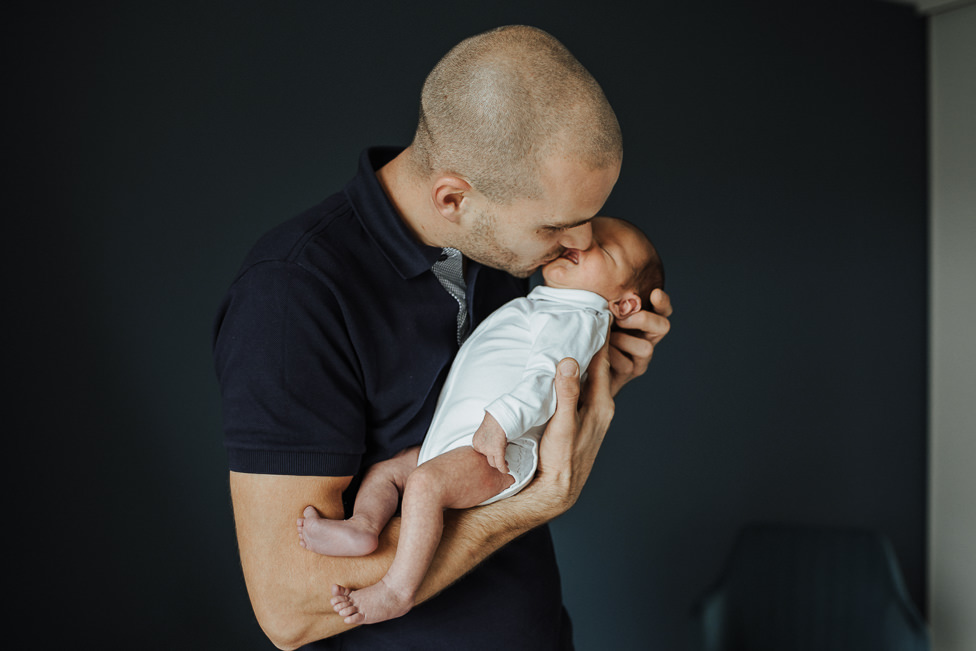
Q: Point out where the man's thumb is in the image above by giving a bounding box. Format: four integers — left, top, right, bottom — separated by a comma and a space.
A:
553, 358, 581, 412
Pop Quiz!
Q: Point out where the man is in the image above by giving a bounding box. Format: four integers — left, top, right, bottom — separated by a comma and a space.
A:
213, 25, 672, 650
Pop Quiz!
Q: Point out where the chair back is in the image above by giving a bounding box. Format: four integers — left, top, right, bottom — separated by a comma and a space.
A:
694, 523, 928, 651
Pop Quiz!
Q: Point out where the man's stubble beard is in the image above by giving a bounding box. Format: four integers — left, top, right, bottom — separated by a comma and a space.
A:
456, 210, 559, 279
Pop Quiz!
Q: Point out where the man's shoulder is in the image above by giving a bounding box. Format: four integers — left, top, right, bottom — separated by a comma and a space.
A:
241, 193, 354, 266
231, 191, 379, 291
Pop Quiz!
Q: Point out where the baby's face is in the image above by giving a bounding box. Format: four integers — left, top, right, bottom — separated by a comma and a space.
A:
541, 217, 644, 302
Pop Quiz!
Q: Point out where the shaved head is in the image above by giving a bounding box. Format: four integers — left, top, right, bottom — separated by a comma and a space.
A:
409, 25, 622, 203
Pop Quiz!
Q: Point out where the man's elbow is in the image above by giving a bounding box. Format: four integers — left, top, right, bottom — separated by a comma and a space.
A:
254, 606, 304, 650
264, 623, 307, 651
253, 598, 337, 650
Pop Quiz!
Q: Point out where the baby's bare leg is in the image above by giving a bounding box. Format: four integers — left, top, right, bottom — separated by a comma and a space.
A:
331, 446, 515, 624
298, 446, 420, 557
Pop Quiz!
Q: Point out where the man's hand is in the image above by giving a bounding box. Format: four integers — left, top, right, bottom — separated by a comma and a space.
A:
496, 289, 671, 523
608, 287, 673, 396
512, 344, 615, 519
472, 412, 509, 474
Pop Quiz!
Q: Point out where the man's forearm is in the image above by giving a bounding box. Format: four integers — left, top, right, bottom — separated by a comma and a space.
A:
231, 472, 551, 650
285, 508, 543, 647
233, 357, 600, 650
405, 493, 550, 605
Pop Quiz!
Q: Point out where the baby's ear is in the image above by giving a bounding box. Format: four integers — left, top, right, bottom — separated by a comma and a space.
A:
609, 292, 642, 320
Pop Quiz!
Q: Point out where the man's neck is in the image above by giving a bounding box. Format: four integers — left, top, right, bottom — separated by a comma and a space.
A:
375, 149, 444, 248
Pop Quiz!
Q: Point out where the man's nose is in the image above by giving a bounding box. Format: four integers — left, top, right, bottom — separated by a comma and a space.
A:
559, 222, 593, 251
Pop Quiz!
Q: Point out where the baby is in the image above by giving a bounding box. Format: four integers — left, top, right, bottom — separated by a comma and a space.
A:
297, 216, 664, 625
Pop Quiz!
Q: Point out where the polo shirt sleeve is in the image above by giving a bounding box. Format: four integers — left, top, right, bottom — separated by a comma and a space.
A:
485, 309, 609, 440
213, 259, 365, 476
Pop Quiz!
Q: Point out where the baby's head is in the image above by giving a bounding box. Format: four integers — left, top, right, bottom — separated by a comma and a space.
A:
541, 216, 664, 320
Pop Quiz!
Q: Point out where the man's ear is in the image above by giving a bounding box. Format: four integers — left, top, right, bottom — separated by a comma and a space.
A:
431, 175, 472, 224
609, 291, 642, 320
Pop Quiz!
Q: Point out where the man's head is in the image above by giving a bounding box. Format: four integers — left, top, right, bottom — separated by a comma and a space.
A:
541, 217, 664, 320
408, 25, 623, 277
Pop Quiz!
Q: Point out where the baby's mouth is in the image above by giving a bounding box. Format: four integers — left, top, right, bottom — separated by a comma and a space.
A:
560, 249, 580, 264
559, 249, 579, 264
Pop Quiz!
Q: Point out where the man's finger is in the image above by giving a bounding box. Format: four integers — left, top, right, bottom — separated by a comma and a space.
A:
615, 309, 671, 345
532, 357, 582, 489
607, 343, 634, 379
547, 358, 581, 442
554, 357, 581, 407
650, 288, 673, 318
609, 330, 654, 363
581, 342, 613, 410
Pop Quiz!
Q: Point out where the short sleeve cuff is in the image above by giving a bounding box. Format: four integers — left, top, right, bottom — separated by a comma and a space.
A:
226, 447, 361, 477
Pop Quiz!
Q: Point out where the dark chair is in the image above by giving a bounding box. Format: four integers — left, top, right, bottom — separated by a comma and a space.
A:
691, 522, 929, 651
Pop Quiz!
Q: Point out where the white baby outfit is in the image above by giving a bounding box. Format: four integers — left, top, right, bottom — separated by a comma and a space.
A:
417, 285, 611, 505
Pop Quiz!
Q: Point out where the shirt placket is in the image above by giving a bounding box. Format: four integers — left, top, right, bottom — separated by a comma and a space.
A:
431, 247, 469, 345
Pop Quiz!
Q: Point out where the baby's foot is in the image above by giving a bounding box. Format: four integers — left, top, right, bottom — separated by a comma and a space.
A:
297, 506, 379, 557
330, 580, 415, 625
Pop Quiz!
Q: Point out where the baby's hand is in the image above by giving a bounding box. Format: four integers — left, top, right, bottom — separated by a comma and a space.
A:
472, 412, 509, 475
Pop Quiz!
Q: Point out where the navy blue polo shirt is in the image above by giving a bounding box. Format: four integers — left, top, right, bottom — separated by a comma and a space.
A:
213, 148, 574, 650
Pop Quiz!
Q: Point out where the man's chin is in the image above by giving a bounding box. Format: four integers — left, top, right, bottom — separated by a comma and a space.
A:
467, 249, 554, 278
467, 255, 535, 279
496, 257, 548, 279
519, 258, 560, 278
508, 266, 537, 279
523, 254, 564, 278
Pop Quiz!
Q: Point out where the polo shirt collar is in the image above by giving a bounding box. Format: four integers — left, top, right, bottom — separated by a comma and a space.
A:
344, 147, 444, 279
528, 285, 610, 312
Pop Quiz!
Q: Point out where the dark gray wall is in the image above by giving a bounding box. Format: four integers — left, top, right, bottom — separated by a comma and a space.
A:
17, 1, 926, 649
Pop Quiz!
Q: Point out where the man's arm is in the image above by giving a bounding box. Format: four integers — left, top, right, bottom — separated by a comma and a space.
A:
230, 354, 601, 650
230, 473, 352, 648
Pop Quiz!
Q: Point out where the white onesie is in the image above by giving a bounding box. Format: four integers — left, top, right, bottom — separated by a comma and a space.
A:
417, 285, 611, 505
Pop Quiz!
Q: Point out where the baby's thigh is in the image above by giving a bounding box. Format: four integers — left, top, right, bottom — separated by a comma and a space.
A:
409, 446, 515, 510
